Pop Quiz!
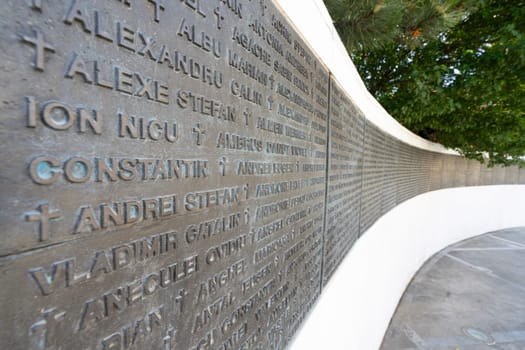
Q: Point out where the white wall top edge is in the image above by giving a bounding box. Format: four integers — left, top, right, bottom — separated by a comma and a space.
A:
273, 0, 458, 155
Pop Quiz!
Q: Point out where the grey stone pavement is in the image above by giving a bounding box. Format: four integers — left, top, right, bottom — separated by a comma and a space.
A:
381, 227, 525, 350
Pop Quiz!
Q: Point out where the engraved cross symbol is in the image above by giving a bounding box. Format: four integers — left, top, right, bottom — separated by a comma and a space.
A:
26, 203, 62, 242
277, 270, 283, 282
218, 157, 227, 176
31, 308, 66, 348
243, 108, 252, 126
244, 208, 251, 225
268, 75, 275, 90
175, 289, 188, 312
214, 7, 225, 29
148, 0, 165, 23
267, 95, 274, 110
243, 183, 250, 200
21, 29, 55, 71
192, 123, 206, 146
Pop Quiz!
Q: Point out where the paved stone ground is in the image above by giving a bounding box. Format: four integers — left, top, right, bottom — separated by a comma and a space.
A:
381, 227, 525, 350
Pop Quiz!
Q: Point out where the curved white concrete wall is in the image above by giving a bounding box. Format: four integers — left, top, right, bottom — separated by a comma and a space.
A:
289, 185, 525, 349
271, 1, 525, 349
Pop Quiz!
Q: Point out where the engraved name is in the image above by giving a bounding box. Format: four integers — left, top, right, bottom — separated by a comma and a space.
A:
63, 4, 224, 88
26, 96, 103, 133
28, 231, 177, 295
185, 213, 242, 244
29, 156, 208, 185
78, 256, 197, 331
177, 90, 236, 121
65, 54, 169, 104
74, 194, 177, 234
197, 259, 246, 303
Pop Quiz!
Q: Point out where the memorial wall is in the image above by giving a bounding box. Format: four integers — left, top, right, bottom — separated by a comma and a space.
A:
0, 1, 523, 349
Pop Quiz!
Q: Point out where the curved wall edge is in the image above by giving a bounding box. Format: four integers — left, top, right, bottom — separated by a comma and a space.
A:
288, 185, 525, 350
274, 0, 458, 155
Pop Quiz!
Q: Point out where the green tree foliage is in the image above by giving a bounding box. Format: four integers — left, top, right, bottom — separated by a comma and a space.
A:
325, 0, 525, 166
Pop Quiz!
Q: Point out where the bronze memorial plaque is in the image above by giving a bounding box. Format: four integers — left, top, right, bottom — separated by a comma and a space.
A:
2, 1, 524, 350
323, 78, 363, 285
0, 1, 328, 349
360, 121, 386, 233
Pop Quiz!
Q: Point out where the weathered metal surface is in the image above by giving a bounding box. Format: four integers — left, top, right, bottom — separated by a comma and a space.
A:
480, 163, 495, 185
428, 153, 444, 191
381, 133, 400, 214
466, 159, 482, 186
1, 1, 524, 350
322, 78, 363, 285
396, 141, 420, 202
0, 1, 327, 349
442, 155, 459, 189
520, 167, 525, 184
454, 156, 468, 187
360, 121, 387, 233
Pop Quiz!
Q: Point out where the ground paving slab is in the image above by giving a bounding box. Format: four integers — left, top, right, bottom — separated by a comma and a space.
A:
381, 227, 525, 350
